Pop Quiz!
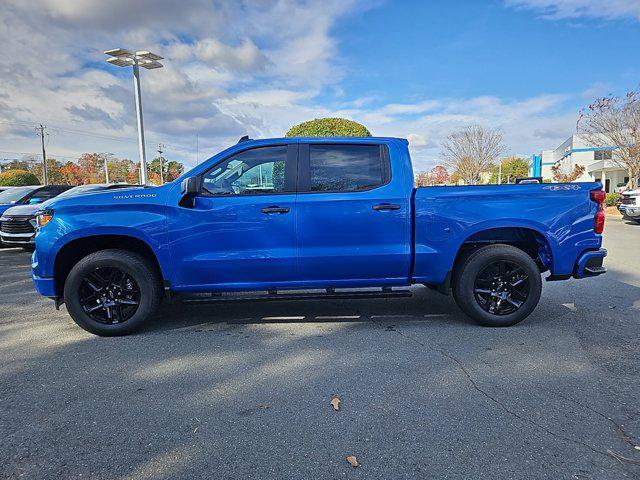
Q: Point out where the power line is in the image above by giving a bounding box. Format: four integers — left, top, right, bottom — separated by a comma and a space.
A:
0, 119, 179, 149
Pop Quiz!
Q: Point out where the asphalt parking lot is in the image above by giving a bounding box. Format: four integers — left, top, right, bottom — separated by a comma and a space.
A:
1, 217, 639, 480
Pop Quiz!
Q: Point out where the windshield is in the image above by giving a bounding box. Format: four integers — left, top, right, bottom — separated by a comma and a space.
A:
0, 186, 38, 204
55, 185, 104, 199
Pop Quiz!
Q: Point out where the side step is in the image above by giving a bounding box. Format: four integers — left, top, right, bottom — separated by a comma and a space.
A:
181, 287, 413, 304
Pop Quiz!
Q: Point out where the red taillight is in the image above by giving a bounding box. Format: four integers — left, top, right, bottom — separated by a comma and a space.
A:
590, 189, 606, 234
590, 189, 606, 204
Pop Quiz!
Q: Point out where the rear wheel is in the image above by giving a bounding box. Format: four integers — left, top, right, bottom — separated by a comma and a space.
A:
63, 249, 161, 336
453, 244, 542, 327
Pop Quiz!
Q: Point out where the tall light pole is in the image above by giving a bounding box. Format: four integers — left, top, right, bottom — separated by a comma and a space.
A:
104, 49, 163, 185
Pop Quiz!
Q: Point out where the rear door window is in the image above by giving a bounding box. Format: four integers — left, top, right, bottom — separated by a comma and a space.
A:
307, 144, 389, 192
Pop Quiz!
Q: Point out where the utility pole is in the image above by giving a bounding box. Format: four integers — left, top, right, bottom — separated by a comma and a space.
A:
157, 143, 164, 184
498, 161, 502, 185
36, 124, 49, 185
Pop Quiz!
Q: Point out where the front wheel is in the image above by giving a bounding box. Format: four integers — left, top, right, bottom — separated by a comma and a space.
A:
64, 249, 162, 336
453, 244, 542, 327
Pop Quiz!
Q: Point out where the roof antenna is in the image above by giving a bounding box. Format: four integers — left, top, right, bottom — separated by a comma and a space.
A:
238, 135, 251, 143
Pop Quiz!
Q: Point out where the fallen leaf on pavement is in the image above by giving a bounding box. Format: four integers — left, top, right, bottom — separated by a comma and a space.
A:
330, 396, 341, 411
346, 455, 358, 467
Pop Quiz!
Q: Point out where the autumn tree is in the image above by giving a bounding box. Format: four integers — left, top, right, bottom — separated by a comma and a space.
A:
577, 90, 640, 190
1, 159, 33, 171
430, 165, 449, 184
551, 163, 586, 183
77, 153, 102, 184
165, 160, 184, 182
60, 162, 84, 185
415, 165, 450, 186
127, 163, 141, 184
31, 158, 65, 184
414, 171, 430, 186
490, 156, 530, 184
441, 125, 504, 185
108, 158, 136, 183
148, 157, 184, 185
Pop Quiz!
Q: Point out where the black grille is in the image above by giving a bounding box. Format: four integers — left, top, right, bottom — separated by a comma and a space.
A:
621, 195, 635, 205
0, 217, 34, 234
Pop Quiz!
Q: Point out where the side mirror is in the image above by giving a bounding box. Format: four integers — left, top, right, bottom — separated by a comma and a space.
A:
179, 176, 202, 208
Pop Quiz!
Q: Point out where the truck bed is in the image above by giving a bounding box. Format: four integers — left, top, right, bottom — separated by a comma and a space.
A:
411, 182, 603, 285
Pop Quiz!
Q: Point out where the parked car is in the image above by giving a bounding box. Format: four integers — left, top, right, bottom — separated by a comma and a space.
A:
618, 189, 640, 223
0, 185, 73, 249
32, 137, 607, 336
0, 185, 73, 217
1, 184, 141, 249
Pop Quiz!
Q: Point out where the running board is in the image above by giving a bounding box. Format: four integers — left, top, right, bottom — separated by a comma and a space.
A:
181, 288, 413, 304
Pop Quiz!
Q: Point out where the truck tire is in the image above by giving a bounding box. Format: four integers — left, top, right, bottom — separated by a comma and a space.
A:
63, 249, 162, 336
453, 244, 542, 327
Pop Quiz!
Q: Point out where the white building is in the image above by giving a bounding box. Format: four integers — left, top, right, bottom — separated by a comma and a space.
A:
532, 135, 628, 193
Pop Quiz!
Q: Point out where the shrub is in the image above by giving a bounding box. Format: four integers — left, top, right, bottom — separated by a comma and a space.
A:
605, 192, 620, 207
0, 169, 40, 186
285, 118, 371, 137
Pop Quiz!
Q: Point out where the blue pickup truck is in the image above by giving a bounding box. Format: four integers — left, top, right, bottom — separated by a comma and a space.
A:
31, 137, 607, 336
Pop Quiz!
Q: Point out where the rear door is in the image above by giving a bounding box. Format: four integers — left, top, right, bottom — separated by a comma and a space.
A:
296, 142, 411, 285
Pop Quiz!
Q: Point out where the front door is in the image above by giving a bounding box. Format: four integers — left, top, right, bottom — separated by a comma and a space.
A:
168, 144, 298, 290
295, 142, 411, 286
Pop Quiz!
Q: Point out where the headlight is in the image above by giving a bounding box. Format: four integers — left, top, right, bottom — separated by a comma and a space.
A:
36, 209, 54, 228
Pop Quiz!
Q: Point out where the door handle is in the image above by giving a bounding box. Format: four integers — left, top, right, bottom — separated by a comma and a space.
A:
261, 206, 290, 214
372, 203, 401, 211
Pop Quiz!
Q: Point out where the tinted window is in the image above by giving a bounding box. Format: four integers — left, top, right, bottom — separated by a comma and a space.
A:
27, 188, 61, 202
0, 186, 37, 204
594, 150, 612, 161
203, 146, 287, 196
309, 145, 386, 192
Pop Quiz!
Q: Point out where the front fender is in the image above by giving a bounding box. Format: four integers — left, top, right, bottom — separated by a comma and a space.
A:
33, 207, 171, 280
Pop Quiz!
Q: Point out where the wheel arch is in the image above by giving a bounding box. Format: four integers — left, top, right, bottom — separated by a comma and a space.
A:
451, 227, 553, 287
53, 234, 165, 297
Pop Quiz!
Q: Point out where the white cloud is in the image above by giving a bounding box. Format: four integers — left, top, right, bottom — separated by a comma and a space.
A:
0, 0, 362, 165
505, 0, 640, 21
0, 0, 584, 174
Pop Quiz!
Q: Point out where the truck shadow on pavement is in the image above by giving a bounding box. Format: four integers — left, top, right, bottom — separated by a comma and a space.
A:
145, 286, 473, 333
1, 248, 640, 479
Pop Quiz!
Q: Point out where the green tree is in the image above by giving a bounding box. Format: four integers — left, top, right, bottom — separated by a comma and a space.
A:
108, 158, 136, 183
31, 158, 66, 184
490, 156, 530, 184
165, 160, 184, 182
285, 118, 371, 137
148, 157, 184, 185
0, 169, 40, 186
281, 118, 371, 189
2, 159, 33, 171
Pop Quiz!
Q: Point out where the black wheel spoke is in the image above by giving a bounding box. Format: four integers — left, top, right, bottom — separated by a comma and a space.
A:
474, 260, 530, 316
78, 266, 140, 325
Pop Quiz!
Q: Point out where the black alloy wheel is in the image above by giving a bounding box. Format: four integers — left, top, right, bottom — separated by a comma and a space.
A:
473, 260, 529, 315
452, 244, 542, 327
79, 267, 140, 324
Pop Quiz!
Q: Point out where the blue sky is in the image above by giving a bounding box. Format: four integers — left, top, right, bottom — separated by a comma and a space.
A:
1, 0, 639, 172
333, 1, 639, 102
